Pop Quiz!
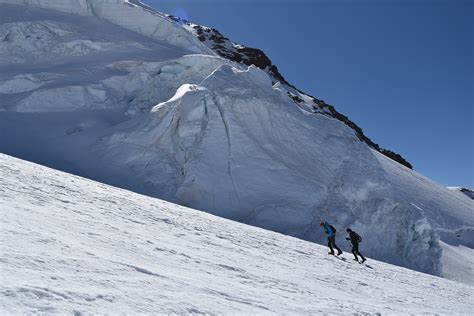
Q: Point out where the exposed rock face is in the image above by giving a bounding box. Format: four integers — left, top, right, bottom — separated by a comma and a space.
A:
460, 188, 474, 199
448, 187, 474, 200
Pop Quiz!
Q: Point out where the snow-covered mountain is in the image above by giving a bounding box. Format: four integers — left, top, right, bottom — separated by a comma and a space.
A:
0, 0, 472, 285
1, 153, 473, 314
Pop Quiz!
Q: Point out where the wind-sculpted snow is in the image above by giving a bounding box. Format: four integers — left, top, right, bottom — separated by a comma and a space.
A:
0, 0, 473, 285
0, 73, 62, 94
1, 154, 473, 314
0, 20, 146, 64
0, 0, 212, 54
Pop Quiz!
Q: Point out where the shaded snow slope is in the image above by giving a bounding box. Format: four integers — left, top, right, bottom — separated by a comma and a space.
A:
0, 0, 473, 285
1, 154, 473, 314
0, 0, 212, 55
0, 2, 202, 114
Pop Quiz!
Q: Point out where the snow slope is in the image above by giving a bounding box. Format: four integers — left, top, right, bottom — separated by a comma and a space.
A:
0, 0, 473, 285
1, 153, 473, 314
0, 0, 212, 55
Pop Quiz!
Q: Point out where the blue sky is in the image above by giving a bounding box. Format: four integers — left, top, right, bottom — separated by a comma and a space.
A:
148, 0, 473, 188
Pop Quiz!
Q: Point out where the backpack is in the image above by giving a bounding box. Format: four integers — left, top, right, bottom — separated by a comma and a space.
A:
354, 232, 362, 243
330, 225, 337, 234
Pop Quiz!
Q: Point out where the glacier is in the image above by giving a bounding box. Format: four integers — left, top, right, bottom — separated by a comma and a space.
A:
0, 0, 473, 285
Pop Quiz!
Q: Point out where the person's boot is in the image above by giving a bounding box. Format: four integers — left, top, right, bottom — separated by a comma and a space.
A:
360, 257, 367, 263
353, 256, 359, 262
328, 251, 335, 255
337, 250, 343, 256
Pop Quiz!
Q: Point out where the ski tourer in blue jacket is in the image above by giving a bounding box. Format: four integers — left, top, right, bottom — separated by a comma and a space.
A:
322, 222, 335, 237
320, 221, 342, 255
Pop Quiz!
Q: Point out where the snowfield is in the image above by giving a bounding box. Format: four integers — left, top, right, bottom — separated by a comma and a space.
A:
0, 0, 473, 287
1, 153, 473, 314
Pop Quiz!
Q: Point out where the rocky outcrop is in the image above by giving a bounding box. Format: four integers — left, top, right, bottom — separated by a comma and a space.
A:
447, 187, 474, 200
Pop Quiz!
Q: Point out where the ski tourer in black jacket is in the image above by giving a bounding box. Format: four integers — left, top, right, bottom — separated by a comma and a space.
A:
346, 228, 366, 263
